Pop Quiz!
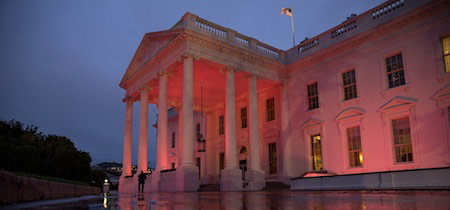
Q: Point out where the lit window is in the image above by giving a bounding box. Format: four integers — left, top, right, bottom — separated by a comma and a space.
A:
342, 70, 357, 100
219, 115, 224, 135
307, 82, 319, 110
311, 134, 323, 171
392, 117, 413, 163
196, 123, 201, 140
443, 36, 450, 73
171, 132, 175, 148
266, 98, 275, 122
386, 53, 405, 88
268, 143, 277, 174
241, 107, 248, 128
347, 126, 363, 167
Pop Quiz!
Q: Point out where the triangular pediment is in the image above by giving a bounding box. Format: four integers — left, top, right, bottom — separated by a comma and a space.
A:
335, 107, 366, 122
433, 85, 450, 101
300, 118, 325, 130
378, 96, 417, 113
120, 29, 183, 87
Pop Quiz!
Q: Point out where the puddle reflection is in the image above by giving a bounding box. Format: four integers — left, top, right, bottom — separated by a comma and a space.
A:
97, 191, 450, 210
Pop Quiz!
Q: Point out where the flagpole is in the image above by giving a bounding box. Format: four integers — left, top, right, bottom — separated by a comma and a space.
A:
290, 6, 295, 47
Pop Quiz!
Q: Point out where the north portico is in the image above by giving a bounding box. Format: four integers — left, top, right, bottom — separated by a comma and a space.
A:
118, 13, 293, 193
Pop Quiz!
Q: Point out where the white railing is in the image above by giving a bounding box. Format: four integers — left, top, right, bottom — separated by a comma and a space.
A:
195, 20, 227, 38
298, 39, 320, 53
235, 36, 250, 47
372, 0, 405, 19
331, 20, 357, 38
257, 44, 280, 58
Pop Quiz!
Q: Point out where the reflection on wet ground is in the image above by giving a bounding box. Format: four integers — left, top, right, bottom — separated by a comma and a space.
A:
5, 190, 450, 209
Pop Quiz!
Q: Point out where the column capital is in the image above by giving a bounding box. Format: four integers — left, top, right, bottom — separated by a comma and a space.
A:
219, 66, 239, 74
122, 95, 136, 103
139, 84, 153, 92
244, 73, 261, 80
158, 69, 173, 78
179, 52, 200, 62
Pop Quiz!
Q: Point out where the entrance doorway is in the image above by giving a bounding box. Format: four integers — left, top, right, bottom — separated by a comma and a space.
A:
239, 159, 247, 180
311, 134, 323, 171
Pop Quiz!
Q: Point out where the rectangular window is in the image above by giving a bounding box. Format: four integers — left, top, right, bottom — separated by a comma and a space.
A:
219, 152, 225, 171
443, 36, 450, 73
311, 134, 323, 171
171, 132, 175, 148
307, 82, 319, 110
386, 53, 406, 88
171, 162, 175, 169
241, 107, 248, 128
342, 70, 358, 100
268, 143, 277, 174
347, 126, 363, 167
219, 115, 224, 135
196, 123, 201, 140
392, 117, 413, 163
266, 98, 275, 122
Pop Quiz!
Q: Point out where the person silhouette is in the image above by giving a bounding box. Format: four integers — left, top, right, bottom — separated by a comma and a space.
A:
138, 171, 146, 193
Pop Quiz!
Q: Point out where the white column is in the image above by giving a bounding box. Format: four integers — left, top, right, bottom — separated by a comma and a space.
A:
225, 69, 238, 169
180, 55, 195, 167
245, 74, 265, 191
280, 82, 292, 180
122, 98, 133, 176
177, 109, 183, 168
137, 87, 149, 173
156, 73, 169, 170
248, 75, 261, 171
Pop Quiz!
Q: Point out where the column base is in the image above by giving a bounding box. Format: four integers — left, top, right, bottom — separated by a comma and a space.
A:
118, 175, 137, 194
279, 170, 294, 185
220, 168, 243, 191
245, 169, 266, 191
175, 165, 200, 192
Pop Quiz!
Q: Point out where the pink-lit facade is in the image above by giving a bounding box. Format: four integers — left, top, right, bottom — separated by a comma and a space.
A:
119, 0, 450, 193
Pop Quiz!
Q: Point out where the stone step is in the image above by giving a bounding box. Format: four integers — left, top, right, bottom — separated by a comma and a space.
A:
263, 182, 290, 190
198, 184, 220, 192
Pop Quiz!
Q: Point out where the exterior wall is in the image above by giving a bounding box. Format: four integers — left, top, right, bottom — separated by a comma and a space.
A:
0, 171, 100, 204
288, 7, 450, 178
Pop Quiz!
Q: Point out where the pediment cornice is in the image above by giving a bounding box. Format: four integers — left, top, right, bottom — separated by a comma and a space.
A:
335, 107, 366, 122
378, 96, 417, 113
300, 118, 325, 130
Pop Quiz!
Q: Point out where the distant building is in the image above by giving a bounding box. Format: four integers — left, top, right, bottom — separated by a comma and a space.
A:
119, 0, 450, 193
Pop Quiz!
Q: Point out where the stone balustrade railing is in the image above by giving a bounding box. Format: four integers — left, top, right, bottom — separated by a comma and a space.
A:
174, 13, 285, 61
172, 0, 429, 64
285, 0, 431, 63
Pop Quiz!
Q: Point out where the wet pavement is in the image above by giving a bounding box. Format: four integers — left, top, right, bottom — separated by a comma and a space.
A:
3, 190, 450, 209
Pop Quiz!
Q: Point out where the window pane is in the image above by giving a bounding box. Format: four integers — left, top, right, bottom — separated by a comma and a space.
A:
347, 126, 363, 167
307, 83, 319, 110
266, 98, 275, 121
386, 53, 406, 88
392, 117, 413, 163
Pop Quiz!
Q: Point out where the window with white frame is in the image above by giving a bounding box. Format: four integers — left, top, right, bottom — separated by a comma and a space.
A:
392, 117, 413, 163
268, 143, 277, 174
307, 82, 319, 110
342, 70, 358, 100
386, 53, 406, 88
443, 36, 450, 73
171, 132, 175, 148
347, 126, 363, 167
266, 98, 275, 122
241, 107, 248, 128
218, 115, 224, 135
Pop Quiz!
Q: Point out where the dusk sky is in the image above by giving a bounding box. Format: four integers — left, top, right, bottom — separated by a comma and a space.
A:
0, 0, 384, 167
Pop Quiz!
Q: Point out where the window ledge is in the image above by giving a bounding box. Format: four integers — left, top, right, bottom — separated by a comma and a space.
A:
338, 97, 362, 109
385, 162, 419, 170
381, 83, 411, 97
341, 167, 367, 174
305, 107, 323, 116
